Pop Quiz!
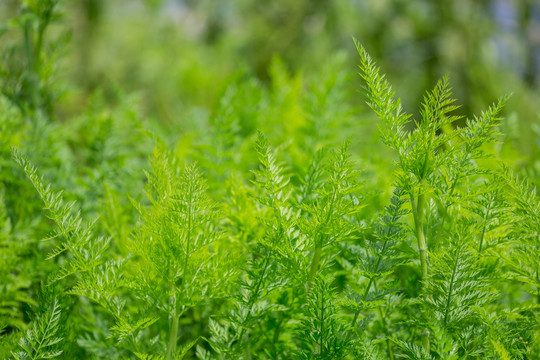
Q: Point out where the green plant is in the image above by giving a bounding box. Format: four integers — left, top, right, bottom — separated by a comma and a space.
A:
12, 297, 63, 360
0, 2, 538, 357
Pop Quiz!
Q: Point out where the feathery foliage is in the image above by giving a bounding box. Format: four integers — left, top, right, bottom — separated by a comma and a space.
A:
12, 298, 63, 360
0, 2, 538, 358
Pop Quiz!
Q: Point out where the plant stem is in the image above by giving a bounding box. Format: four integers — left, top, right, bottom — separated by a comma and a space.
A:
350, 277, 374, 327
309, 245, 322, 280
350, 227, 393, 328
309, 188, 337, 284
432, 174, 460, 243
478, 204, 492, 253
536, 234, 540, 304
237, 255, 270, 346
318, 283, 325, 357
442, 247, 459, 326
167, 185, 192, 360
410, 188, 430, 353
167, 307, 179, 359
414, 191, 429, 281
377, 306, 394, 360
272, 315, 283, 358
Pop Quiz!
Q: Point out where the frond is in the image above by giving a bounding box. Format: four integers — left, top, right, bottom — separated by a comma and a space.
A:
12, 298, 63, 360
134, 143, 220, 286
392, 339, 432, 360
299, 140, 362, 249
68, 258, 127, 317
342, 186, 407, 317
252, 131, 292, 209
109, 316, 158, 342
12, 149, 108, 283
423, 232, 497, 331
462, 96, 509, 155
354, 339, 386, 360
490, 340, 512, 360
355, 40, 412, 152
134, 353, 166, 360
296, 277, 352, 359
498, 165, 540, 296
419, 75, 462, 130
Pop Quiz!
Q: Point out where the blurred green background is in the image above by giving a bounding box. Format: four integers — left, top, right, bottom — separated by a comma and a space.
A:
80, 0, 538, 169
1, 0, 539, 173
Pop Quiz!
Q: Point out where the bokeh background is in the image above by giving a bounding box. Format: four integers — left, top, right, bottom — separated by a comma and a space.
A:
1, 0, 539, 178
78, 0, 539, 169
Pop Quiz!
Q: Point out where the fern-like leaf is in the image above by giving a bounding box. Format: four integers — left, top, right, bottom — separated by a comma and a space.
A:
12, 298, 63, 360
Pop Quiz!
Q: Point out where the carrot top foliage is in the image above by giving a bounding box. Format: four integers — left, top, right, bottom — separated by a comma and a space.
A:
0, 2, 539, 360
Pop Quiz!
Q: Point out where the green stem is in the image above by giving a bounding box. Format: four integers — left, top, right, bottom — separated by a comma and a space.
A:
421, 333, 430, 356
308, 241, 322, 360
272, 315, 283, 358
237, 255, 270, 345
167, 307, 179, 359
185, 188, 193, 272
318, 283, 325, 357
166, 184, 193, 360
308, 189, 337, 285
478, 203, 492, 253
410, 188, 430, 353
309, 245, 322, 281
350, 278, 374, 327
442, 248, 459, 326
412, 191, 429, 281
536, 234, 540, 304
377, 306, 394, 360
350, 224, 394, 328
433, 174, 460, 243
246, 332, 252, 360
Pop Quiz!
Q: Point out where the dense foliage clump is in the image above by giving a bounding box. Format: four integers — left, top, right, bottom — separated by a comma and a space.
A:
1, 1, 539, 359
